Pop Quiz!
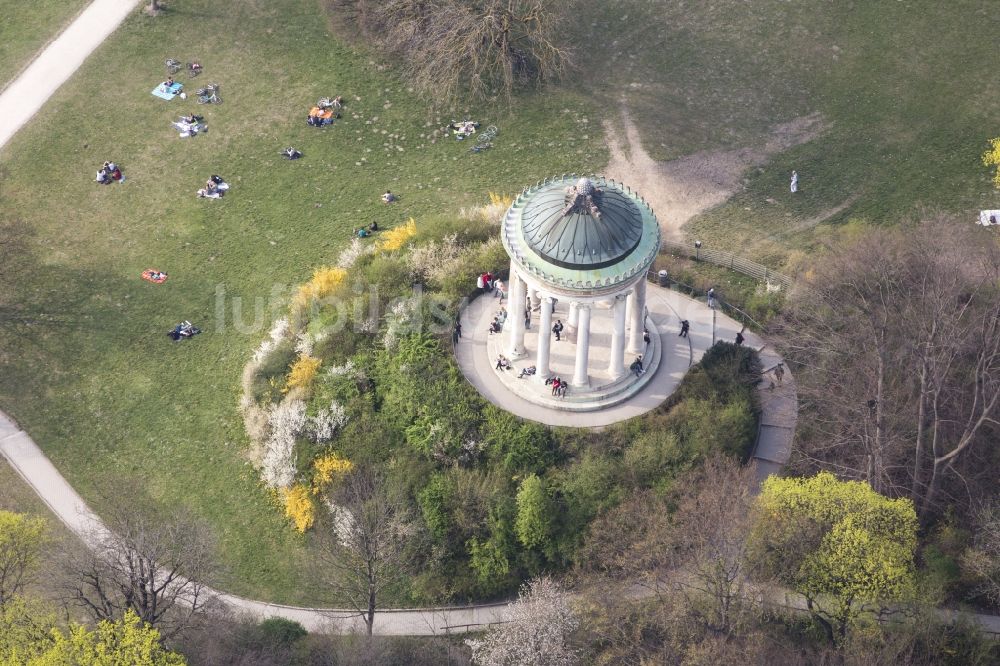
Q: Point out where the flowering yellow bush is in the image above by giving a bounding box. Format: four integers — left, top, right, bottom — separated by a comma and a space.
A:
488, 191, 512, 208
292, 267, 347, 310
284, 354, 321, 393
283, 483, 315, 532
983, 137, 1000, 188
377, 218, 417, 252
312, 452, 354, 492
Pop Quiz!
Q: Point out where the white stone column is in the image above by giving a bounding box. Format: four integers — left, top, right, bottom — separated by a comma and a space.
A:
536, 296, 553, 380
608, 295, 627, 379
506, 267, 527, 358
627, 278, 646, 355
528, 287, 539, 311
572, 304, 592, 387
568, 302, 579, 329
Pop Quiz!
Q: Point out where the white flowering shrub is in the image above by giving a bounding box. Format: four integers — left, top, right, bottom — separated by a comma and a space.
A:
294, 331, 314, 356
467, 578, 579, 666
325, 360, 356, 378
381, 299, 418, 349
408, 233, 464, 283
325, 500, 357, 547
253, 318, 291, 363
309, 400, 348, 443
261, 399, 307, 488
337, 237, 373, 269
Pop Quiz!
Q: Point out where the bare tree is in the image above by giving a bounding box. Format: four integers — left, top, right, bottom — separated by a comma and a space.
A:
313, 468, 408, 636
665, 456, 763, 636
339, 0, 574, 106
962, 501, 1000, 607
59, 501, 218, 640
773, 221, 1000, 516
466, 577, 578, 666
578, 457, 762, 636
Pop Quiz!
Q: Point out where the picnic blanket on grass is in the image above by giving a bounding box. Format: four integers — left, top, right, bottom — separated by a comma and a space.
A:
142, 269, 168, 283
978, 210, 1000, 226
151, 82, 183, 100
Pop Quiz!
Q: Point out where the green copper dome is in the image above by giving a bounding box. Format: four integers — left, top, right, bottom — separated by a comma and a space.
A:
521, 177, 643, 270
501, 175, 662, 295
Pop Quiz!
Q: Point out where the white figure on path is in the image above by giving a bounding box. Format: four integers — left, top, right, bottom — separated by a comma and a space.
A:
790, 170, 798, 193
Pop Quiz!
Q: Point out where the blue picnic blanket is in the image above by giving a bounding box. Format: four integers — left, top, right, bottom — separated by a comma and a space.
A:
151, 82, 183, 100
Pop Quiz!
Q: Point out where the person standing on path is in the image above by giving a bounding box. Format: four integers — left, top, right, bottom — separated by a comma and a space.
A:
774, 362, 785, 383
735, 329, 745, 346
452, 322, 462, 344
552, 319, 563, 341
494, 279, 505, 301
790, 170, 798, 193
679, 320, 689, 337
707, 287, 716, 309
524, 307, 531, 329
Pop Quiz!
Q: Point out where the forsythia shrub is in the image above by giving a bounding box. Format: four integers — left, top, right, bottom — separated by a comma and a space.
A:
284, 355, 321, 393
313, 453, 354, 492
378, 218, 417, 252
983, 137, 1000, 188
292, 267, 347, 310
284, 484, 315, 532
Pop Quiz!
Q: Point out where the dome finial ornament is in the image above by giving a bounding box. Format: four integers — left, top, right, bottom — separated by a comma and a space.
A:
563, 177, 603, 219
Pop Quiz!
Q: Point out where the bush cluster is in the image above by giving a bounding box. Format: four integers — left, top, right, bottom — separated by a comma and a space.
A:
240, 204, 763, 601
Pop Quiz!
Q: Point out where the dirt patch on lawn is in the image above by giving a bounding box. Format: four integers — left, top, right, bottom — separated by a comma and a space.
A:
603, 108, 826, 238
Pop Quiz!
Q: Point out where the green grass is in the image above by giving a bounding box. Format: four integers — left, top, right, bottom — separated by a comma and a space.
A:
0, 1, 605, 605
570, 0, 1000, 262
0, 0, 89, 89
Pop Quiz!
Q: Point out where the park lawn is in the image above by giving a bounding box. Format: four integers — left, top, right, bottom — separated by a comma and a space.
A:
0, 0, 89, 90
571, 0, 1000, 262
0, 0, 605, 604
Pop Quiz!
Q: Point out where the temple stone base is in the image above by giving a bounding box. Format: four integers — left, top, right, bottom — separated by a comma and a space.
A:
484, 299, 661, 411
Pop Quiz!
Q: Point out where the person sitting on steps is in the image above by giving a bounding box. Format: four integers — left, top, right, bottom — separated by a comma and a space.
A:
630, 356, 644, 377
518, 365, 536, 378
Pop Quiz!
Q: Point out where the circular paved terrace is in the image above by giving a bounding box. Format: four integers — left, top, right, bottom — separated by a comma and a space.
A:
455, 278, 765, 428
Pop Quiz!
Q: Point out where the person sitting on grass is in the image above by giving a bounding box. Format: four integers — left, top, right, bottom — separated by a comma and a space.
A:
382, 190, 396, 204
281, 147, 302, 160
168, 320, 200, 341
355, 227, 370, 238
368, 221, 379, 232
162, 76, 175, 90
95, 168, 109, 184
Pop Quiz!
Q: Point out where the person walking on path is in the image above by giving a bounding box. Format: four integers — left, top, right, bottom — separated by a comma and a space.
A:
774, 362, 785, 383
707, 287, 717, 309
452, 322, 462, 344
735, 329, 745, 346
790, 170, 798, 193
552, 319, 564, 341
679, 320, 689, 337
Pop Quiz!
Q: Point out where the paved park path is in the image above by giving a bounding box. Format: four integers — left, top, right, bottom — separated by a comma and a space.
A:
0, 0, 141, 152
0, 0, 993, 640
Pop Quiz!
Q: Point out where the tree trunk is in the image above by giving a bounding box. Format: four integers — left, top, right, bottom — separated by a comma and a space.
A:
366, 579, 376, 636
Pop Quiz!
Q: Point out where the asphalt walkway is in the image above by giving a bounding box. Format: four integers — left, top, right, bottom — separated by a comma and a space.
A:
0, 0, 140, 153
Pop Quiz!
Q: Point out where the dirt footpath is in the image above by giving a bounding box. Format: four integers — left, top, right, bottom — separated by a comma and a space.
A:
602, 108, 825, 237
